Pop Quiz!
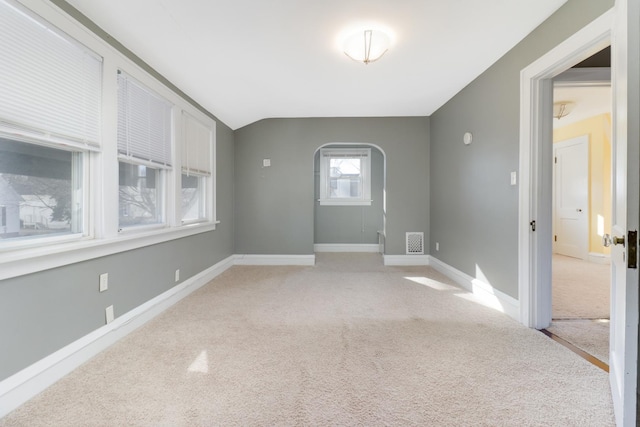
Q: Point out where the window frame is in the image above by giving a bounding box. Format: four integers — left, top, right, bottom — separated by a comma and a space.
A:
319, 148, 372, 206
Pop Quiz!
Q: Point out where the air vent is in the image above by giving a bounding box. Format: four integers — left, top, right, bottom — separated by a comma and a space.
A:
406, 232, 424, 255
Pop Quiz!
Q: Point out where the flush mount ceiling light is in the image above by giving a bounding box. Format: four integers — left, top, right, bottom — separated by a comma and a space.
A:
343, 29, 391, 65
553, 101, 575, 119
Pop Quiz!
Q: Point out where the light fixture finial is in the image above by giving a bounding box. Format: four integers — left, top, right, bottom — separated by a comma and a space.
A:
343, 28, 391, 65
553, 101, 575, 119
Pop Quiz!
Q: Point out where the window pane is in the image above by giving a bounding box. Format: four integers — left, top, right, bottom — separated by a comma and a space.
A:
0, 138, 82, 240
119, 162, 162, 228
181, 173, 205, 222
329, 158, 362, 198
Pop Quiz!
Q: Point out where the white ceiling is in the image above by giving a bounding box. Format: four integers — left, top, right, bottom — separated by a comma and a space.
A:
65, 0, 567, 130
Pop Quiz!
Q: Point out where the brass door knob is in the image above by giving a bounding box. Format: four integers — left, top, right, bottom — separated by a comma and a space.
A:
603, 234, 625, 247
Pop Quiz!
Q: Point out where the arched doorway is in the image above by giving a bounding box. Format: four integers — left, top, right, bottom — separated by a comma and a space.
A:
313, 143, 387, 253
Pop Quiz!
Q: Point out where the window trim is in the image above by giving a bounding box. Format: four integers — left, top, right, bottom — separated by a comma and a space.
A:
319, 148, 372, 206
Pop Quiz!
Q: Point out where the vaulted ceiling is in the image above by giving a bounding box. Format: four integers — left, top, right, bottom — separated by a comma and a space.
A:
65, 0, 567, 129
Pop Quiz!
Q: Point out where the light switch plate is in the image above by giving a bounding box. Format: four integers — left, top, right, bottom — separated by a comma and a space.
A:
263, 159, 271, 167
510, 171, 517, 186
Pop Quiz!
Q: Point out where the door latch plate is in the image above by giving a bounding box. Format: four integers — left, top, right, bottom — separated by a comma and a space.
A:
628, 230, 637, 269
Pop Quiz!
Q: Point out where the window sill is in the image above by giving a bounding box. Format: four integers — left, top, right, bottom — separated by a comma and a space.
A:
318, 199, 372, 206
0, 221, 220, 281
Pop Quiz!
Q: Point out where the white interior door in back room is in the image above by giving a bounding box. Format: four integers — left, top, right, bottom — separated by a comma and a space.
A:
553, 135, 589, 260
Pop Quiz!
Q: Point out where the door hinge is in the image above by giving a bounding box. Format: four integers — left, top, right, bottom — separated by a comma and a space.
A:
554, 235, 557, 242
628, 230, 637, 269
530, 220, 536, 232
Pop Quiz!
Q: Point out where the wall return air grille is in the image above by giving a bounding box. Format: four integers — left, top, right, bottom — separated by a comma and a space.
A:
406, 232, 424, 255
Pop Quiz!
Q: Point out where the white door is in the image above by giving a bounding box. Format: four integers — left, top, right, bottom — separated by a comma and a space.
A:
553, 136, 589, 259
608, 0, 639, 424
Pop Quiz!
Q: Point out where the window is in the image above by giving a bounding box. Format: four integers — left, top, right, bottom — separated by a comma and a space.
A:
117, 71, 173, 230
181, 112, 212, 223
319, 148, 371, 206
0, 138, 84, 241
0, 0, 100, 247
0, 0, 219, 277
119, 162, 162, 227
181, 174, 205, 222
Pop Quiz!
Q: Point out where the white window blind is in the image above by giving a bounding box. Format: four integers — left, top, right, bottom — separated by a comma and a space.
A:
117, 71, 173, 167
182, 112, 212, 176
0, 0, 102, 148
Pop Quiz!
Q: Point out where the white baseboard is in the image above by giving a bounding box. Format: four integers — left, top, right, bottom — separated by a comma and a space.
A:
383, 254, 430, 266
0, 255, 235, 419
428, 256, 520, 321
588, 252, 611, 265
234, 254, 316, 266
314, 244, 379, 253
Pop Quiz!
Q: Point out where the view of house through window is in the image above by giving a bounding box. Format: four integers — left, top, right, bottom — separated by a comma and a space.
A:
0, 138, 83, 240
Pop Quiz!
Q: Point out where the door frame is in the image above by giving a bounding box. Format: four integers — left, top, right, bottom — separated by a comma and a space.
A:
552, 135, 590, 260
518, 10, 612, 330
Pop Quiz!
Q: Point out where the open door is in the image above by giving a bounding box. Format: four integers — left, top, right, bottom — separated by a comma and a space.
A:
607, 0, 639, 424
519, 3, 638, 424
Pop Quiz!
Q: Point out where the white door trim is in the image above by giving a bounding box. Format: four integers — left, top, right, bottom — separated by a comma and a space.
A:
518, 10, 612, 329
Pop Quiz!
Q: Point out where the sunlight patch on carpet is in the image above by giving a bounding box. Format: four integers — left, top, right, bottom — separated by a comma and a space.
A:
404, 276, 457, 291
188, 350, 209, 374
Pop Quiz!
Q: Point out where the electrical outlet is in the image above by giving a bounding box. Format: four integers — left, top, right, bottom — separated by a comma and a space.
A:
435, 242, 439, 251
175, 269, 180, 282
99, 273, 108, 292
263, 159, 271, 167
105, 305, 114, 324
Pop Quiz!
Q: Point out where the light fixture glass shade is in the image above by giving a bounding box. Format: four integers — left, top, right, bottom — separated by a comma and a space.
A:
343, 29, 391, 65
553, 101, 575, 119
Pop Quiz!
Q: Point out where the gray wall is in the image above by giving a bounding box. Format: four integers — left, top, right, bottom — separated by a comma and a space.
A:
0, 123, 234, 382
314, 146, 384, 244
235, 117, 429, 255
429, 0, 614, 299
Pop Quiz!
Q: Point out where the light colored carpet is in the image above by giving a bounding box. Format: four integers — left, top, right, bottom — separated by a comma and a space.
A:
1, 253, 614, 426
552, 254, 610, 319
546, 319, 610, 365
551, 254, 610, 366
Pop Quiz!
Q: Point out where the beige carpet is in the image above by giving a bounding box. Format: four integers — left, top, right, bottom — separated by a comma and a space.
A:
552, 254, 610, 319
551, 254, 610, 366
1, 253, 614, 426
546, 319, 610, 365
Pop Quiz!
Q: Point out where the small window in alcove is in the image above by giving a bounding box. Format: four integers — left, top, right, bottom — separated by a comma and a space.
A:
318, 148, 371, 206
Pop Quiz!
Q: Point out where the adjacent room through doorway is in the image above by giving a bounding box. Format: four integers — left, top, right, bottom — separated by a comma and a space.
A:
546, 46, 612, 368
